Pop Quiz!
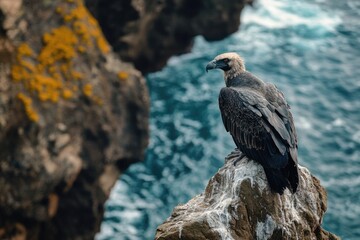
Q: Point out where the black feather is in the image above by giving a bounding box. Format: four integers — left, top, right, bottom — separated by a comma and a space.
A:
218, 71, 299, 194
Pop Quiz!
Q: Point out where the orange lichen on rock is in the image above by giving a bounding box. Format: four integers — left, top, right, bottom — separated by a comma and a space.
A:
62, 89, 74, 99
71, 71, 83, 80
117, 71, 129, 81
39, 26, 78, 64
17, 93, 39, 122
11, 0, 110, 121
12, 26, 75, 106
62, 2, 110, 54
82, 83, 93, 97
82, 83, 103, 104
33, 75, 62, 102
96, 36, 110, 54
17, 43, 34, 58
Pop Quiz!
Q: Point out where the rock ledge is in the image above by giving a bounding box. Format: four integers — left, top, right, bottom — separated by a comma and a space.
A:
155, 150, 339, 240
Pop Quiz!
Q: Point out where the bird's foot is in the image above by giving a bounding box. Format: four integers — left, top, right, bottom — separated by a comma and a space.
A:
233, 152, 246, 166
227, 148, 240, 159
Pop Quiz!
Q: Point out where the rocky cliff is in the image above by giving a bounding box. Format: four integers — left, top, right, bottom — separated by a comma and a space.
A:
155, 150, 339, 240
0, 0, 252, 239
85, 0, 253, 73
0, 0, 148, 239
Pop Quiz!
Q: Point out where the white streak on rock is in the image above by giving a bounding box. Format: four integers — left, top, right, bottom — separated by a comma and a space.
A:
155, 150, 339, 240
256, 215, 276, 240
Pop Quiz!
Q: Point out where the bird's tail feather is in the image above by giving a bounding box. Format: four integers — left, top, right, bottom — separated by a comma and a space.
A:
284, 159, 299, 193
263, 167, 290, 195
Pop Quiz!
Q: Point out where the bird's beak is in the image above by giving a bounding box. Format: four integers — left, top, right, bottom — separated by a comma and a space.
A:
206, 59, 229, 72
206, 60, 217, 72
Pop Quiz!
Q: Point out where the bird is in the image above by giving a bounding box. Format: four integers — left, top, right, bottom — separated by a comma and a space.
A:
206, 52, 299, 194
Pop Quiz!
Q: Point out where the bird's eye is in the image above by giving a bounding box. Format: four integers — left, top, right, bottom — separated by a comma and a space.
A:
223, 58, 229, 63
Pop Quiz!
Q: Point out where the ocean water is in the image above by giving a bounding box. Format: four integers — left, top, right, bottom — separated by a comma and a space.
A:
97, 0, 360, 239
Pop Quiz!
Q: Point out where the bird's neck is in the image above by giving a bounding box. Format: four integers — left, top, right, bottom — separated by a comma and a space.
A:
225, 71, 264, 90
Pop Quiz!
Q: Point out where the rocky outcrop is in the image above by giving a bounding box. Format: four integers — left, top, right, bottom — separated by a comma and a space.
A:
85, 0, 253, 73
155, 150, 339, 240
0, 0, 255, 239
0, 0, 148, 239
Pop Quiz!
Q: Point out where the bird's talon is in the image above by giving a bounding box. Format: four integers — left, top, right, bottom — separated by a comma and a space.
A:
233, 153, 246, 166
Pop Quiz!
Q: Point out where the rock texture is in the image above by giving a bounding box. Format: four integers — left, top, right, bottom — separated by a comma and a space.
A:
0, 0, 148, 239
85, 0, 253, 73
155, 150, 339, 240
0, 0, 258, 239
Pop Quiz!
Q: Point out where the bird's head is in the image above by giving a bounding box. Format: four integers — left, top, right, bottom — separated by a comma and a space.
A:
206, 52, 246, 80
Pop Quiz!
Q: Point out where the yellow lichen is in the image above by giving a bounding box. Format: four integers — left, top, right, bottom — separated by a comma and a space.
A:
39, 26, 78, 64
96, 35, 110, 54
117, 71, 129, 81
17, 93, 39, 122
17, 43, 34, 57
62, 89, 73, 99
11, 0, 109, 121
82, 83, 93, 97
11, 65, 30, 82
77, 46, 86, 53
32, 75, 62, 102
71, 71, 83, 80
62, 3, 110, 54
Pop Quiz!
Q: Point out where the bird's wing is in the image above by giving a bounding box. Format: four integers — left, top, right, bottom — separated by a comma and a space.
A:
219, 87, 295, 166
265, 83, 297, 147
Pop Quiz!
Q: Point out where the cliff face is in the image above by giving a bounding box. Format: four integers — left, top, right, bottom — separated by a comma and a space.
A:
155, 150, 339, 240
0, 0, 148, 239
85, 0, 253, 73
0, 0, 255, 238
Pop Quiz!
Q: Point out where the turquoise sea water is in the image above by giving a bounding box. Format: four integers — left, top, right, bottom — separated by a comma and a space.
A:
97, 0, 360, 239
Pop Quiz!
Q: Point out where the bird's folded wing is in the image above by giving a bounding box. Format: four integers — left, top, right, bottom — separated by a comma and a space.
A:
219, 87, 296, 156
265, 83, 297, 146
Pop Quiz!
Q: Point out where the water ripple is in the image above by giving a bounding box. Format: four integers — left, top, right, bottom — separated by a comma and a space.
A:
97, 0, 360, 239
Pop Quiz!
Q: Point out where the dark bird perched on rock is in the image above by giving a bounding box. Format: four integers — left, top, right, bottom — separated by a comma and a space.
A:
206, 52, 299, 194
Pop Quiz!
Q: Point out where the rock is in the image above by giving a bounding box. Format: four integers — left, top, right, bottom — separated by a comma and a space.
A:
85, 0, 253, 73
0, 0, 148, 239
155, 150, 340, 240
0, 0, 263, 239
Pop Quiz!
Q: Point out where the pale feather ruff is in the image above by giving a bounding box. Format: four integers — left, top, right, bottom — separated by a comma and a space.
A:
215, 52, 246, 80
